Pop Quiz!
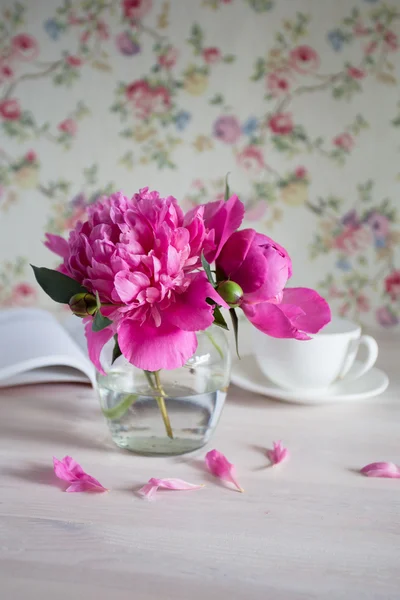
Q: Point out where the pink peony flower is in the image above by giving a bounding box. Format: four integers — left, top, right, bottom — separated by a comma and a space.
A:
289, 45, 319, 74
385, 270, 400, 301
267, 71, 291, 96
66, 55, 82, 67
215, 229, 331, 339
58, 118, 77, 135
269, 112, 293, 135
126, 80, 170, 119
158, 47, 178, 69
45, 189, 242, 372
213, 115, 241, 144
11, 33, 39, 61
122, 0, 152, 20
347, 66, 365, 80
0, 98, 21, 120
12, 282, 37, 306
376, 306, 399, 328
203, 47, 221, 64
333, 133, 354, 151
237, 145, 264, 174
116, 32, 141, 56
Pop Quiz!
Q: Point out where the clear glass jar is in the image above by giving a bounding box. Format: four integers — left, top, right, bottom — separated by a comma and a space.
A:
96, 326, 231, 455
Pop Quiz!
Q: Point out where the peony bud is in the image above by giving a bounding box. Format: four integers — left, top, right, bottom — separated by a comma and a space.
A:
216, 281, 243, 308
69, 292, 97, 317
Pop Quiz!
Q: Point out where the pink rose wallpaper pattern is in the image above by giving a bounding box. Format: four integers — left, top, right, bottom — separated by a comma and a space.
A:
0, 0, 399, 330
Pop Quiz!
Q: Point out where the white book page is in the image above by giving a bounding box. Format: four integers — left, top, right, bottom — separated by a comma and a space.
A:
0, 308, 96, 387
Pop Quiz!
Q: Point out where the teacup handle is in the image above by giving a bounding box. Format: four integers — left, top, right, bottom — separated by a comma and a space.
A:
339, 335, 379, 382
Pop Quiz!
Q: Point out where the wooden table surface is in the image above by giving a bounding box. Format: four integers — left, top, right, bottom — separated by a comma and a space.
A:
1, 337, 399, 600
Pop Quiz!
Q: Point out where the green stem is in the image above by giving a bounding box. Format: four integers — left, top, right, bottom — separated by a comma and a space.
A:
205, 331, 224, 359
153, 370, 173, 439
102, 393, 137, 420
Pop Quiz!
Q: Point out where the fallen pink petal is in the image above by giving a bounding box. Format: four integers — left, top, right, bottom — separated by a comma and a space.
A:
205, 449, 244, 492
138, 478, 204, 500
266, 441, 290, 466
360, 462, 400, 479
53, 456, 108, 492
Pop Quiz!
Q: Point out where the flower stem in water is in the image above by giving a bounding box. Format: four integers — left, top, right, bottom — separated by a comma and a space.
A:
153, 370, 174, 439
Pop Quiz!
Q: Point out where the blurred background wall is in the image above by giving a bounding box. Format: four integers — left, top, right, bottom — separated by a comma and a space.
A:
0, 0, 399, 330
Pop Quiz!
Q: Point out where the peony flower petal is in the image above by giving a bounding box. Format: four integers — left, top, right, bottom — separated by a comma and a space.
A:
205, 449, 244, 492
53, 456, 108, 492
84, 317, 114, 374
360, 462, 400, 478
138, 477, 204, 500
280, 288, 331, 334
266, 441, 290, 466
203, 195, 245, 263
118, 319, 197, 371
243, 301, 311, 340
44, 233, 69, 259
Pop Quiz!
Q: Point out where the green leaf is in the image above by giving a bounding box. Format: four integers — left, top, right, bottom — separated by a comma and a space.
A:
31, 265, 87, 303
229, 308, 240, 358
213, 305, 229, 330
111, 335, 122, 364
201, 252, 215, 286
224, 172, 231, 201
92, 310, 113, 332
102, 394, 137, 420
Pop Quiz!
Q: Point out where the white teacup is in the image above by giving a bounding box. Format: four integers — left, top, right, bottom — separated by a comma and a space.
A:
252, 316, 378, 393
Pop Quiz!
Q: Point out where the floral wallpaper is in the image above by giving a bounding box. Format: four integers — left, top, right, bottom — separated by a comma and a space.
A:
0, 0, 399, 330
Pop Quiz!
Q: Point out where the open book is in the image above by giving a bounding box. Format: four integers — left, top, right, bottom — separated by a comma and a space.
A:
0, 308, 96, 388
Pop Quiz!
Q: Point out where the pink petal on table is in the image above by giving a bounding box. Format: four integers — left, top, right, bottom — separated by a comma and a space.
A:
205, 449, 244, 492
138, 478, 204, 500
360, 462, 400, 478
266, 441, 290, 466
53, 456, 108, 492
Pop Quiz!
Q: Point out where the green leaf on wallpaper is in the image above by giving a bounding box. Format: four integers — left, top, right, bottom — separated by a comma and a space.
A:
31, 265, 88, 304
223, 54, 236, 63
250, 58, 266, 81
209, 94, 224, 105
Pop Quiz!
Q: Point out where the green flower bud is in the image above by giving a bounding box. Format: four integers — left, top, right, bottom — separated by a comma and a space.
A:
69, 292, 97, 317
216, 281, 243, 308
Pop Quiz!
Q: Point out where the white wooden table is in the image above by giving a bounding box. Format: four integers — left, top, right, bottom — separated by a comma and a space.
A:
1, 337, 399, 600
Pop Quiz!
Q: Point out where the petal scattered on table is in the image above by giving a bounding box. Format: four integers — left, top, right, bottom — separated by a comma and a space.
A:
138, 477, 204, 500
360, 462, 400, 478
205, 449, 244, 492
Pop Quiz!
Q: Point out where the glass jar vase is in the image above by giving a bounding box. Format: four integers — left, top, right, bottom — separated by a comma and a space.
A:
96, 326, 231, 455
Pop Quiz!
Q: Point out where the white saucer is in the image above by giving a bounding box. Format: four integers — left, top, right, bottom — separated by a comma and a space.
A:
230, 356, 389, 404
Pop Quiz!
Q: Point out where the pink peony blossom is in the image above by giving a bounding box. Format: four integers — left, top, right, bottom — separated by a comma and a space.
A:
58, 118, 77, 136
333, 133, 354, 151
237, 145, 264, 174
289, 45, 319, 74
158, 47, 178, 69
269, 112, 293, 135
203, 47, 221, 64
215, 229, 331, 339
267, 71, 291, 96
213, 115, 241, 144
122, 0, 152, 20
126, 80, 170, 119
11, 33, 39, 61
45, 188, 239, 372
347, 66, 365, 80
0, 98, 21, 120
